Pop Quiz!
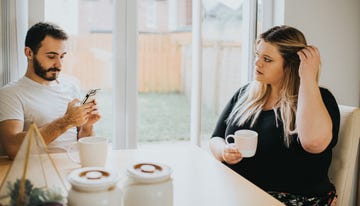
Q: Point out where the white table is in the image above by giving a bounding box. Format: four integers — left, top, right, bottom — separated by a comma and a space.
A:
0, 145, 284, 206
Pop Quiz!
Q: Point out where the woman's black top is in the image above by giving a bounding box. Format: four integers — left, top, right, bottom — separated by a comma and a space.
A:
211, 86, 340, 196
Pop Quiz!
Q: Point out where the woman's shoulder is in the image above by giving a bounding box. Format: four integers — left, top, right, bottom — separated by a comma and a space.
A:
319, 86, 339, 114
319, 86, 331, 93
227, 83, 250, 104
236, 83, 250, 97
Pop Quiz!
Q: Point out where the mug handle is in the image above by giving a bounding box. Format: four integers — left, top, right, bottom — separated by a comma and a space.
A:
66, 142, 80, 164
225, 134, 235, 145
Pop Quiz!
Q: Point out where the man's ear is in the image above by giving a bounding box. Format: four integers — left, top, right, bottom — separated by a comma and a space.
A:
24, 47, 33, 61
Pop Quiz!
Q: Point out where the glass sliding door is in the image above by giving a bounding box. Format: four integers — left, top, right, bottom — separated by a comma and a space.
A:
200, 0, 259, 148
44, 0, 114, 142
41, 0, 270, 149
137, 0, 193, 147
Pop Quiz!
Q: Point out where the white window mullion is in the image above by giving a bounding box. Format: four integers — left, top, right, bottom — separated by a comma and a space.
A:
113, 0, 138, 149
241, 0, 258, 82
113, 0, 127, 149
126, 0, 138, 149
260, 0, 274, 31
190, 0, 202, 146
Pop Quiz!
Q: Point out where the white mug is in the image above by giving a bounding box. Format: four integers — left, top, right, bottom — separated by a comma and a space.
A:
67, 136, 108, 167
225, 130, 258, 157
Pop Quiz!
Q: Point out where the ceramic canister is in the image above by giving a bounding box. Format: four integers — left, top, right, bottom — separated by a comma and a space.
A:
123, 162, 173, 206
67, 167, 121, 206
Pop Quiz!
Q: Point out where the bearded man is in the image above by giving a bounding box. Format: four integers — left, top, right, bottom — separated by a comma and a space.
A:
0, 22, 101, 159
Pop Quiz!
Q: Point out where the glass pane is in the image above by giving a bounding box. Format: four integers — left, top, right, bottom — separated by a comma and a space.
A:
201, 0, 246, 148
137, 0, 192, 146
44, 0, 113, 142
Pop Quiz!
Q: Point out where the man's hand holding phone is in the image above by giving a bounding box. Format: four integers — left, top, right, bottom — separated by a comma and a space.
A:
71, 89, 101, 124
62, 89, 101, 138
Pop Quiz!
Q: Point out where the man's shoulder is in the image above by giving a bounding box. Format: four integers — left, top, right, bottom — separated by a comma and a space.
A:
0, 77, 27, 94
0, 79, 26, 113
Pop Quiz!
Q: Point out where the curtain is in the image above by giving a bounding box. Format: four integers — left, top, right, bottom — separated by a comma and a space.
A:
0, 0, 28, 87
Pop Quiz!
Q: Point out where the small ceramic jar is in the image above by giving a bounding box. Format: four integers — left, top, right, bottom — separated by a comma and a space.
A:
122, 162, 173, 206
67, 167, 121, 206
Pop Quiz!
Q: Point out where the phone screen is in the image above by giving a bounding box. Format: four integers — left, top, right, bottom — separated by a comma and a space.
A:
82, 89, 100, 104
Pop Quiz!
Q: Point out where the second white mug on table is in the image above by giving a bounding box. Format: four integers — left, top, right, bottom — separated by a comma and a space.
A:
67, 136, 108, 167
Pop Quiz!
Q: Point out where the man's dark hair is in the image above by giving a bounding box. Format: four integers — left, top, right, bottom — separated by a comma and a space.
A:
25, 22, 68, 54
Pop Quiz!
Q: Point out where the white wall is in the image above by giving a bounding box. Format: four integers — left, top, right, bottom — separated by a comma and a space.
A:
28, 0, 44, 26
275, 0, 360, 107
44, 0, 79, 35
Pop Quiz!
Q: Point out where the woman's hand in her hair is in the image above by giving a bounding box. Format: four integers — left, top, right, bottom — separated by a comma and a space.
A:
297, 45, 321, 82
222, 144, 243, 164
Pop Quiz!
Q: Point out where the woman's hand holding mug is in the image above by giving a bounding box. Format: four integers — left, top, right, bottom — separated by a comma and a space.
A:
223, 130, 258, 164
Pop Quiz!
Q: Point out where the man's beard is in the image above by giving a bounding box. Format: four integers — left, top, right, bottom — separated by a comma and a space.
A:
33, 56, 61, 81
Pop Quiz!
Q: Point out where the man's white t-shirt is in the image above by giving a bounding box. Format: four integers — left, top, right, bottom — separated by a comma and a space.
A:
0, 76, 81, 151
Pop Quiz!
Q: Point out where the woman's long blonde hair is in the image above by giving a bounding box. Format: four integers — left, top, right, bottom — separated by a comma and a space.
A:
227, 25, 317, 147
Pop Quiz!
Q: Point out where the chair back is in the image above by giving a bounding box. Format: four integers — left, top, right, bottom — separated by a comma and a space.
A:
328, 105, 360, 206
0, 143, 6, 157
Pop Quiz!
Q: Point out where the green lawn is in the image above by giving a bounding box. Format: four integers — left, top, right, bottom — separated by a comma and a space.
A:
138, 92, 191, 141
93, 91, 217, 143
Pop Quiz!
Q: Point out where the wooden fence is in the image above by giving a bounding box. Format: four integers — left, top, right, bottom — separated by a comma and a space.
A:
62, 32, 244, 114
138, 32, 191, 92
62, 32, 191, 92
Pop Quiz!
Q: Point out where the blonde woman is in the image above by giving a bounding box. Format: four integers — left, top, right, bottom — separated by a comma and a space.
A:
209, 25, 339, 206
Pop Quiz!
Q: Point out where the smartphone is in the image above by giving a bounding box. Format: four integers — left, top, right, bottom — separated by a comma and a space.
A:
82, 89, 100, 104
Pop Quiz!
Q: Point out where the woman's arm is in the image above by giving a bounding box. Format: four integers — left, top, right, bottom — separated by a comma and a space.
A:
209, 88, 245, 163
209, 137, 243, 164
209, 137, 226, 161
296, 46, 332, 153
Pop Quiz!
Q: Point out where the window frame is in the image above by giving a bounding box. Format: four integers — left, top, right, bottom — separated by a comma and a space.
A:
22, 0, 273, 149
113, 0, 138, 149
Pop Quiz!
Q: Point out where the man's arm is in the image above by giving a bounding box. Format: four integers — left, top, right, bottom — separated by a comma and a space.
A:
0, 117, 71, 160
0, 99, 97, 159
